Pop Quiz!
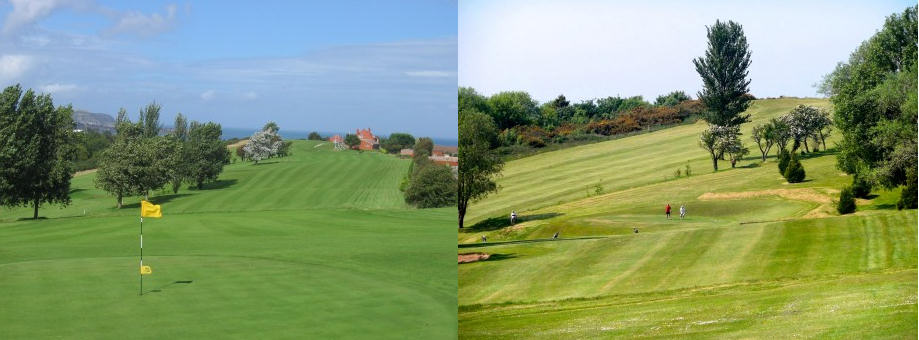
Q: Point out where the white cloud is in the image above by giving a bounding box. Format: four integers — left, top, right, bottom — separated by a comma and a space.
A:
2, 0, 73, 34
107, 4, 178, 37
0, 54, 33, 81
200, 89, 215, 101
404, 70, 452, 78
242, 91, 258, 100
39, 83, 79, 94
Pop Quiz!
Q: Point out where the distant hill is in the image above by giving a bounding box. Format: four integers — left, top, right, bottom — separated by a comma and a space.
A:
72, 110, 115, 133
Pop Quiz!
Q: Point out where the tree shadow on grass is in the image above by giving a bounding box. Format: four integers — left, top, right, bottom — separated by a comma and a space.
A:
873, 203, 897, 210
462, 212, 564, 233
252, 161, 279, 165
69, 188, 86, 194
458, 253, 518, 264
458, 236, 607, 249
484, 253, 517, 262
15, 216, 48, 221
738, 162, 760, 169
193, 179, 238, 191
122, 193, 191, 209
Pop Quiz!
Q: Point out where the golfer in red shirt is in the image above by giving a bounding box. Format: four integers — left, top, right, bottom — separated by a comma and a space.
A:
665, 203, 672, 219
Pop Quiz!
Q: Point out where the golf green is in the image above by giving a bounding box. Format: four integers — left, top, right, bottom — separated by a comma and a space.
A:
0, 140, 456, 339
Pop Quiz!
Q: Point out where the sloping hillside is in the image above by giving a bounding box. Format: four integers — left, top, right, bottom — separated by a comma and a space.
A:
458, 98, 916, 338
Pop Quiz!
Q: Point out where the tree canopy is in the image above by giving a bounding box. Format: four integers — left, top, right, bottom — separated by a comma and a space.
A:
0, 85, 75, 218
458, 110, 503, 228
693, 20, 753, 127
822, 5, 917, 208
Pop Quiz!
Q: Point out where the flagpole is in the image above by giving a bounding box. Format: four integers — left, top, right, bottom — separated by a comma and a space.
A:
140, 216, 143, 296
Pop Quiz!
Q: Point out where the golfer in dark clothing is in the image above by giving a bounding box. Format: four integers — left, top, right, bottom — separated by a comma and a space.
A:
665, 203, 672, 219
553, 231, 559, 239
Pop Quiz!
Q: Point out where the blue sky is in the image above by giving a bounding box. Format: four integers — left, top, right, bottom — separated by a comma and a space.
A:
0, 0, 457, 138
460, 0, 915, 104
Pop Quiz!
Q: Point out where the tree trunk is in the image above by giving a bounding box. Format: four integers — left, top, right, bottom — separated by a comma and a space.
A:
711, 156, 719, 172
117, 193, 123, 209
819, 131, 826, 151
197, 179, 203, 190
803, 139, 810, 153
731, 158, 737, 168
32, 197, 39, 219
458, 200, 467, 228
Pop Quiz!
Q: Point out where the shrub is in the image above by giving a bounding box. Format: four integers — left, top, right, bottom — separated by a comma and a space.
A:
897, 173, 917, 210
498, 129, 518, 147
777, 149, 790, 174
837, 186, 856, 214
307, 131, 322, 140
783, 153, 806, 183
515, 126, 549, 147
404, 164, 456, 208
851, 174, 872, 198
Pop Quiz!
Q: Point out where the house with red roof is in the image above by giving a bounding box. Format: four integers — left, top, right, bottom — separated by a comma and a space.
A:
356, 128, 379, 150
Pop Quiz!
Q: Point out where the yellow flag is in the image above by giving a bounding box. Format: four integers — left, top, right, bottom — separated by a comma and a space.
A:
141, 200, 162, 218
140, 265, 152, 275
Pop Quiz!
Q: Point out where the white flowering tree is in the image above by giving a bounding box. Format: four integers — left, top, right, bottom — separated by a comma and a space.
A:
783, 105, 831, 153
243, 130, 282, 164
699, 125, 743, 171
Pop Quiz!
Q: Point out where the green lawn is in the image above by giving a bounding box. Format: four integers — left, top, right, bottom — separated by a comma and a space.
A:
459, 98, 917, 338
0, 140, 456, 339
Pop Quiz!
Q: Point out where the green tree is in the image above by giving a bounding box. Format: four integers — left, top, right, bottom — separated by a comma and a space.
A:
458, 110, 504, 228
277, 140, 293, 157
768, 117, 791, 154
0, 85, 75, 219
823, 6, 917, 204
777, 148, 791, 175
698, 125, 739, 171
751, 123, 774, 162
262, 121, 280, 134
693, 20, 753, 127
95, 138, 143, 208
344, 134, 361, 150
837, 186, 856, 214
459, 87, 488, 114
404, 164, 456, 208
308, 131, 322, 140
381, 133, 415, 154
187, 121, 229, 189
169, 113, 189, 193
784, 153, 806, 183
486, 91, 538, 130
412, 137, 434, 161
137, 102, 162, 138
654, 91, 691, 106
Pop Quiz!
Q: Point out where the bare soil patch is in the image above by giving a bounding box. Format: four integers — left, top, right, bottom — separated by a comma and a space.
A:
698, 188, 832, 204
459, 252, 490, 264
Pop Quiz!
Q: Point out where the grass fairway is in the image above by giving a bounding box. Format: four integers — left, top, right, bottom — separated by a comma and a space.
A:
0, 140, 456, 339
459, 98, 917, 338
